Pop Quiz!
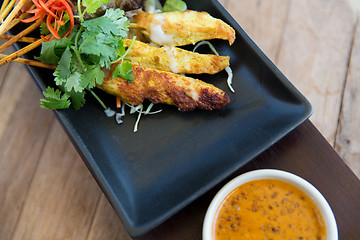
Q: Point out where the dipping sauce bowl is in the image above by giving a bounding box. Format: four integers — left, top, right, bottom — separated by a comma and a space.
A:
203, 169, 337, 240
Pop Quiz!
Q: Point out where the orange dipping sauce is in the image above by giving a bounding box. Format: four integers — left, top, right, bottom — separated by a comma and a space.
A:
213, 179, 327, 239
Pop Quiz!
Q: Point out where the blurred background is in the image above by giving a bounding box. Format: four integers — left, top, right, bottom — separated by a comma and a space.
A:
219, 0, 360, 178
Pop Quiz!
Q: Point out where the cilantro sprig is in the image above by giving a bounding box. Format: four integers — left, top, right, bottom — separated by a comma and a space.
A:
78, 0, 111, 22
40, 87, 71, 109
112, 36, 136, 83
38, 8, 134, 110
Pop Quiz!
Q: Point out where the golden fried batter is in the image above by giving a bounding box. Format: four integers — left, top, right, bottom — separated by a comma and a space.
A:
123, 39, 230, 74
133, 10, 235, 46
98, 64, 230, 111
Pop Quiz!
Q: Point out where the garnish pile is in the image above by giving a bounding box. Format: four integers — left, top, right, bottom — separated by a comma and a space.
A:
22, 0, 75, 41
33, 0, 134, 110
0, 0, 191, 111
38, 8, 133, 109
0, 0, 233, 132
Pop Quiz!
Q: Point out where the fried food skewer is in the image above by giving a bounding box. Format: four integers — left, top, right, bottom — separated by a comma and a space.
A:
123, 39, 230, 75
133, 10, 235, 47
99, 64, 230, 111
0, 3, 232, 112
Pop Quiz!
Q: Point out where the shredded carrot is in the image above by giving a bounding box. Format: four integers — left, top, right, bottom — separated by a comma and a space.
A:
22, 0, 75, 40
38, 0, 58, 19
46, 14, 60, 38
26, 8, 41, 14
116, 96, 121, 108
60, 0, 74, 38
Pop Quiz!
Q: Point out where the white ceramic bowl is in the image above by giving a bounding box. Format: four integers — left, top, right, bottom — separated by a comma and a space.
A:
203, 169, 337, 240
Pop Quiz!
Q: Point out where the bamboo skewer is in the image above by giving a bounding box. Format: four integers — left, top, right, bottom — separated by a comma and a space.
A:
0, 19, 42, 52
0, 53, 56, 69
0, 38, 42, 66
0, 4, 143, 69
0, 0, 10, 14
0, 0, 28, 35
1, 34, 39, 43
0, 0, 16, 21
0, 1, 50, 69
2, 11, 32, 34
130, 23, 141, 29
141, 30, 150, 37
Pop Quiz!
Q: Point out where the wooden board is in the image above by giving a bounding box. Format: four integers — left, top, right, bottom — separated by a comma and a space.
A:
0, 63, 54, 240
276, 0, 355, 144
11, 120, 101, 240
219, 0, 291, 62
221, 0, 359, 178
335, 17, 360, 177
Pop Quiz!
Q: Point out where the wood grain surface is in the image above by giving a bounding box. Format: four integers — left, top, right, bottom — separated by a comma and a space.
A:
335, 16, 360, 177
220, 0, 360, 178
0, 0, 359, 239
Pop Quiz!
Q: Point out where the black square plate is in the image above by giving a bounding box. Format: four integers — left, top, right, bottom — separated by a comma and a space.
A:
10, 0, 311, 237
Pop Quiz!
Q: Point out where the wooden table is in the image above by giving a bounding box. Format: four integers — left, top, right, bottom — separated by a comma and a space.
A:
0, 0, 359, 239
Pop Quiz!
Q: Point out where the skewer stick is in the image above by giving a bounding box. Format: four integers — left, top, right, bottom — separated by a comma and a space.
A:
130, 23, 141, 29
2, 18, 21, 32
0, 19, 42, 52
0, 38, 42, 66
141, 30, 150, 37
0, 53, 56, 69
136, 28, 141, 41
2, 11, 31, 33
0, 0, 16, 21
0, 0, 10, 14
0, 0, 28, 35
0, 34, 39, 43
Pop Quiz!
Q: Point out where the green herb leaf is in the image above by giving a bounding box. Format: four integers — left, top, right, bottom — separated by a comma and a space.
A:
116, 40, 126, 57
36, 37, 73, 65
68, 90, 86, 110
82, 9, 129, 38
162, 0, 187, 12
39, 23, 50, 35
81, 65, 105, 89
80, 9, 130, 68
40, 87, 71, 109
113, 61, 134, 83
35, 40, 60, 65
79, 33, 117, 68
82, 0, 111, 15
57, 12, 71, 37
53, 47, 72, 85
64, 71, 84, 92
36, 8, 133, 110
39, 13, 71, 38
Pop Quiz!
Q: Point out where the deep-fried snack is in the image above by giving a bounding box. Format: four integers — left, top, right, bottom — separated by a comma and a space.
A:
98, 64, 230, 111
123, 39, 230, 74
133, 10, 235, 46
